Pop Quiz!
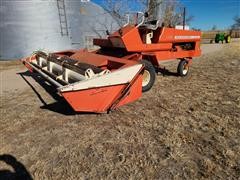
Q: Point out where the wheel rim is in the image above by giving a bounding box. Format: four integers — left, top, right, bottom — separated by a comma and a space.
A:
182, 64, 189, 75
142, 70, 151, 87
228, 36, 231, 42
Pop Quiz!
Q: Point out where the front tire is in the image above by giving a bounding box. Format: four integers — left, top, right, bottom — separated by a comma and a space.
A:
140, 60, 156, 92
177, 60, 189, 76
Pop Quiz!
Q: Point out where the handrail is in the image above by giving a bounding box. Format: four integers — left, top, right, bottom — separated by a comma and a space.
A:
123, 14, 130, 27
136, 12, 145, 28
123, 12, 145, 27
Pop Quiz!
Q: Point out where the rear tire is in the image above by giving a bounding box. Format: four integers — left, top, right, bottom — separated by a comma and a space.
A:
177, 60, 189, 76
225, 35, 231, 43
140, 60, 156, 92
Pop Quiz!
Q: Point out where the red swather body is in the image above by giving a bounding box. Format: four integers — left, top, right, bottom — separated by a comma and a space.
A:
22, 13, 201, 113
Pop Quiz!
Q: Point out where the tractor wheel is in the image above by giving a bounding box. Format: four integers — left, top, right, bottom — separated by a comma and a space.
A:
140, 60, 156, 92
177, 60, 190, 76
225, 35, 231, 43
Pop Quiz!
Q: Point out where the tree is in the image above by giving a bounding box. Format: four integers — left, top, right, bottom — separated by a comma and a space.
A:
192, 27, 201, 31
147, 0, 194, 27
146, 0, 163, 21
232, 16, 240, 29
211, 25, 217, 31
100, 0, 146, 26
99, 0, 194, 28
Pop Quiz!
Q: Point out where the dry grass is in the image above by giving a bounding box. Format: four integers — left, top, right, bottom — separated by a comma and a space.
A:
0, 60, 22, 72
0, 42, 240, 179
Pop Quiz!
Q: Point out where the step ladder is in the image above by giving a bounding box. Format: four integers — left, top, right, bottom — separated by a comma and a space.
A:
56, 0, 69, 36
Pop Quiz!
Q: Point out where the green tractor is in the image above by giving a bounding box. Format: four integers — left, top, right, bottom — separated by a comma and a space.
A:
215, 33, 231, 43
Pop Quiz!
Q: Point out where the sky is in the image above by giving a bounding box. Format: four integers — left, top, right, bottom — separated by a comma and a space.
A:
181, 0, 240, 30
92, 0, 240, 30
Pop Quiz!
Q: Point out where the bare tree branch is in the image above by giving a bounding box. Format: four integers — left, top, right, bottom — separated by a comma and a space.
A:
97, 0, 195, 30
148, 0, 194, 26
232, 16, 240, 29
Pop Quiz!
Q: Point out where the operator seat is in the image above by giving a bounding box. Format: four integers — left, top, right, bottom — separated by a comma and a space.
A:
140, 20, 160, 30
139, 19, 161, 44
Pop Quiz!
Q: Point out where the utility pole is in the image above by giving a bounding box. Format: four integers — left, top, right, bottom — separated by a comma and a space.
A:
183, 7, 186, 30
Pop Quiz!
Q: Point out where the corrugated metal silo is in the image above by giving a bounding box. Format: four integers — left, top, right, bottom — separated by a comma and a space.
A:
0, 0, 117, 59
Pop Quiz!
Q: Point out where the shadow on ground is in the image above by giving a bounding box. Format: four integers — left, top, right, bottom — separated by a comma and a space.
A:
157, 67, 179, 77
18, 71, 75, 115
0, 154, 33, 180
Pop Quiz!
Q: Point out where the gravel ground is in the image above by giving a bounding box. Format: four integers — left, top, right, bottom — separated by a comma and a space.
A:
0, 41, 240, 179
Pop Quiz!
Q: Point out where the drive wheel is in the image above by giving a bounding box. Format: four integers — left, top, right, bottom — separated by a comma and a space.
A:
177, 60, 189, 76
140, 60, 156, 92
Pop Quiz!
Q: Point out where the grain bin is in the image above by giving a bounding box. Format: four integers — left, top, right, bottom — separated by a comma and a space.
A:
0, 0, 117, 59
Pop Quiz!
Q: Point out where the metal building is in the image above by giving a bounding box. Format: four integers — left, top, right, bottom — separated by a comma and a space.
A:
0, 0, 118, 59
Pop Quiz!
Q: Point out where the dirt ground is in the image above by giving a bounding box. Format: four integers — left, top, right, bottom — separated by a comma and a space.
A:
0, 41, 240, 179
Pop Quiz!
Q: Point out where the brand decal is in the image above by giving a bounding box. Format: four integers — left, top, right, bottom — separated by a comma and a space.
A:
175, 36, 200, 39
